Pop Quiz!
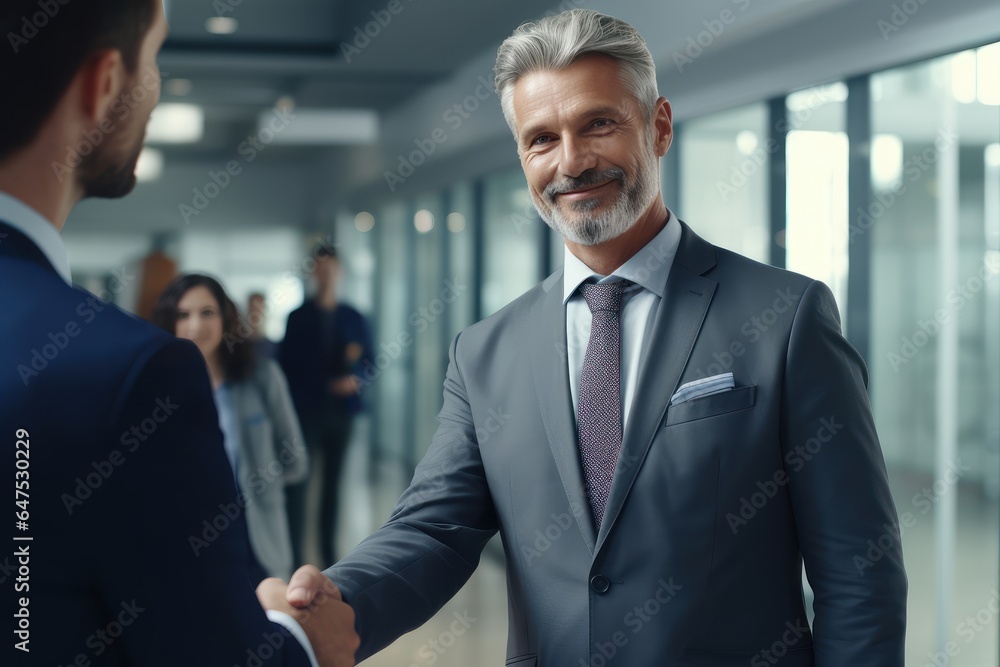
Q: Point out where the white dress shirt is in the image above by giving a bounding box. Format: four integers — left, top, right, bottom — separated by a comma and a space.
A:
0, 191, 72, 284
0, 191, 319, 667
563, 210, 682, 430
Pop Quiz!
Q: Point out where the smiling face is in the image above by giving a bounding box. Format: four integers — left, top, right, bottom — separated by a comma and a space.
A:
175, 285, 224, 360
513, 54, 671, 246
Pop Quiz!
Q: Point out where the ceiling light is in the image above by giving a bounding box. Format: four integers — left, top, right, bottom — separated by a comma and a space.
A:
205, 17, 238, 35
146, 103, 204, 143
446, 212, 466, 233
414, 210, 434, 233
258, 108, 378, 145
354, 212, 375, 232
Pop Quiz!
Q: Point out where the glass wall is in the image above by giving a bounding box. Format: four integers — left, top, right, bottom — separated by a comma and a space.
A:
785, 82, 850, 318
373, 201, 413, 465
481, 166, 543, 316
677, 103, 770, 263
870, 44, 1000, 666
412, 194, 448, 461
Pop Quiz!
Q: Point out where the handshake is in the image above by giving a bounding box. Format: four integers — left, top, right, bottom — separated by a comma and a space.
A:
256, 564, 361, 667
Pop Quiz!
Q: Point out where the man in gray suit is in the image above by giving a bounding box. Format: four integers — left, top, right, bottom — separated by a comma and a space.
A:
287, 9, 906, 666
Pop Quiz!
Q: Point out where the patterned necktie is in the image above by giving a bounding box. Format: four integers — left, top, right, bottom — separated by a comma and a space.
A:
577, 280, 627, 530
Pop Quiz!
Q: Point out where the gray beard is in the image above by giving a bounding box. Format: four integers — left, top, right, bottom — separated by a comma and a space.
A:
532, 144, 660, 247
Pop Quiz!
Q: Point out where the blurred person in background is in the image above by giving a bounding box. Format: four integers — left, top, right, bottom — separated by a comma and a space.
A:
248, 291, 279, 360
153, 273, 308, 581
280, 245, 372, 567
0, 0, 357, 662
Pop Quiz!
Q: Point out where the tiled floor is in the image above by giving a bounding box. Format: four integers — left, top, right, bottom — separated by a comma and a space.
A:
302, 419, 999, 666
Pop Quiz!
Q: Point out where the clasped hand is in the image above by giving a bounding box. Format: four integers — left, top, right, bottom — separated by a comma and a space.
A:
256, 565, 359, 667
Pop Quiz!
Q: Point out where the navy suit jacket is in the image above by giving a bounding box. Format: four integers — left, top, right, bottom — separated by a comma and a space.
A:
0, 221, 311, 665
279, 300, 372, 422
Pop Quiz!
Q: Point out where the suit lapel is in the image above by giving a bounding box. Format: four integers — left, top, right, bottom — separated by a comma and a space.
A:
595, 222, 718, 553
529, 267, 598, 553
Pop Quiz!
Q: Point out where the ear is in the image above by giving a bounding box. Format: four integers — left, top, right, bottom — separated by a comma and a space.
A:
651, 97, 673, 157
78, 49, 126, 125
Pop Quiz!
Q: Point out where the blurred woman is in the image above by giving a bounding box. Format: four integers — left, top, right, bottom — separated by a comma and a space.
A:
151, 273, 308, 580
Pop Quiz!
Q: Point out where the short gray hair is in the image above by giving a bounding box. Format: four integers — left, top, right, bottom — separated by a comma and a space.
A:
494, 9, 659, 135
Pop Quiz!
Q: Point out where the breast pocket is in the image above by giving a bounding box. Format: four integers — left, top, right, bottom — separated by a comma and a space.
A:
663, 385, 756, 427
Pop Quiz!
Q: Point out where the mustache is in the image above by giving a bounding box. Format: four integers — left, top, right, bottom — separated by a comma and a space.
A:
544, 167, 626, 201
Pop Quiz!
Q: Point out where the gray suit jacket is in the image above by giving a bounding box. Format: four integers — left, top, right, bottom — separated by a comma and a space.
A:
231, 358, 308, 580
327, 222, 906, 666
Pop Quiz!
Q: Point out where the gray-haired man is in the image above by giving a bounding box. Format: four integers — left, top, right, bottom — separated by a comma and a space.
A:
286, 9, 906, 666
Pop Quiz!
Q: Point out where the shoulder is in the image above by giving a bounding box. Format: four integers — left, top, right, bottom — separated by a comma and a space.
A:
453, 272, 554, 357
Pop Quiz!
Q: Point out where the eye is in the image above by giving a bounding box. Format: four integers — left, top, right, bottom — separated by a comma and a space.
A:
202, 309, 215, 317
591, 118, 614, 129
531, 135, 553, 147
177, 312, 189, 320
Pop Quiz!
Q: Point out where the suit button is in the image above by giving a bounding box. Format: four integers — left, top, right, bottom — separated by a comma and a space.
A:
590, 575, 611, 594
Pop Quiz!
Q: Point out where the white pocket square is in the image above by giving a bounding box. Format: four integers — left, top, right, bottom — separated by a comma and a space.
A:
669, 372, 735, 406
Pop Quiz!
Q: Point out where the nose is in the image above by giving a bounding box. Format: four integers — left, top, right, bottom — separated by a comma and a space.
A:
559, 135, 598, 179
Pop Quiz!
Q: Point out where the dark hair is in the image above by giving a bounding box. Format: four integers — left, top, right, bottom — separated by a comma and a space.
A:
151, 273, 257, 383
0, 0, 158, 160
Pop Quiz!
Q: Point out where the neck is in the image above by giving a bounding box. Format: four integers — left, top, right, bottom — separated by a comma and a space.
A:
316, 289, 337, 309
0, 139, 83, 232
564, 197, 669, 276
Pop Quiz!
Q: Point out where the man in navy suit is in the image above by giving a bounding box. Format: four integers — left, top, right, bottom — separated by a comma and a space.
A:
0, 1, 357, 664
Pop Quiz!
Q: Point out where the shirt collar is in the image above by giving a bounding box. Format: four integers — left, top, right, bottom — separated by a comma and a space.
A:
562, 208, 682, 304
0, 192, 72, 285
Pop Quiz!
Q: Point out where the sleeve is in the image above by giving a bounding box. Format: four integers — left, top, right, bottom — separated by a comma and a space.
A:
781, 280, 907, 666
93, 339, 313, 666
259, 359, 309, 485
324, 332, 499, 660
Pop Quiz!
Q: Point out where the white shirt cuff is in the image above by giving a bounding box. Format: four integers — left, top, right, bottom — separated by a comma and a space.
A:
266, 609, 320, 667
